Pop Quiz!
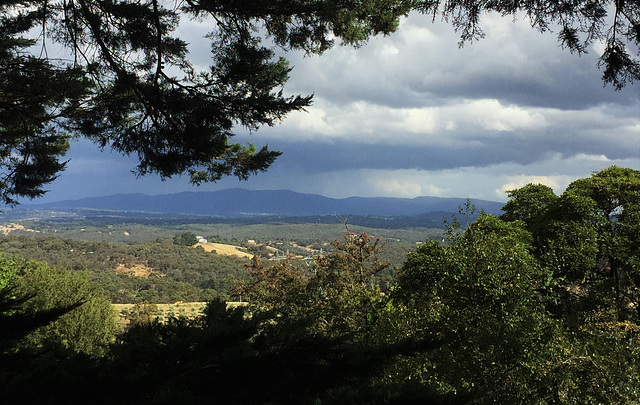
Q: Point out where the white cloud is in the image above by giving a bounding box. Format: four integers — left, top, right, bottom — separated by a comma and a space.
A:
371, 178, 427, 197
567, 153, 612, 163
499, 175, 571, 196
369, 176, 446, 198
461, 99, 548, 132
264, 97, 557, 146
261, 153, 640, 202
400, 108, 440, 134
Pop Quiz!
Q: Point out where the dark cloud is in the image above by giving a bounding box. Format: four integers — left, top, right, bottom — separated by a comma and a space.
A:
268, 140, 539, 173
19, 12, 640, 204
285, 13, 640, 111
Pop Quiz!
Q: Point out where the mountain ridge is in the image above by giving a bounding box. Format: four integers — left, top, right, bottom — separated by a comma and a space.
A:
22, 188, 505, 218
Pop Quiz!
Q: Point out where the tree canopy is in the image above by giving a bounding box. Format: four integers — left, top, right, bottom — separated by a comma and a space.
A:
1, 0, 638, 205
388, 166, 640, 402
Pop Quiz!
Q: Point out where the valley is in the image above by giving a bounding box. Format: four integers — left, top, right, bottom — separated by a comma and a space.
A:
0, 204, 446, 305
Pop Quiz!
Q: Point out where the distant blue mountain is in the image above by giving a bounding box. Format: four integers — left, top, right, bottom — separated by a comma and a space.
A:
24, 189, 505, 218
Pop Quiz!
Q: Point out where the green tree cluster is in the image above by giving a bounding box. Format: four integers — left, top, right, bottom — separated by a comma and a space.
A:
236, 232, 391, 341
173, 232, 198, 246
397, 213, 558, 401
1, 256, 117, 357
392, 166, 640, 403
227, 165, 640, 403
1, 254, 117, 402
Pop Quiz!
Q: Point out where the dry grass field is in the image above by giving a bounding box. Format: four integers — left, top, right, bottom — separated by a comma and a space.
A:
194, 242, 253, 258
0, 223, 39, 234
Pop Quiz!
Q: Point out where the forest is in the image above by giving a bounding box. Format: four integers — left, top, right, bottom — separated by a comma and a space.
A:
2, 166, 640, 404
0, 234, 248, 303
0, 218, 432, 303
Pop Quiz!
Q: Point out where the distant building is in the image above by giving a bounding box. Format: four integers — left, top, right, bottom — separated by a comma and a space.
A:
196, 236, 207, 243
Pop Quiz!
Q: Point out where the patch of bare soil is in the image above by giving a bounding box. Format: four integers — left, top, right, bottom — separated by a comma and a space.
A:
114, 262, 165, 278
0, 223, 39, 234
289, 242, 318, 253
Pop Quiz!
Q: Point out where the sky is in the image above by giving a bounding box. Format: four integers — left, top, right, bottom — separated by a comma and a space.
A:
26, 11, 640, 204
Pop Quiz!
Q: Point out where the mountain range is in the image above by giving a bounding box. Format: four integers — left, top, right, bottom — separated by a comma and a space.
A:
21, 189, 505, 218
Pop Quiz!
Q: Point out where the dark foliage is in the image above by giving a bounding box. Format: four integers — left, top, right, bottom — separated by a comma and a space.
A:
173, 231, 198, 246
0, 287, 84, 353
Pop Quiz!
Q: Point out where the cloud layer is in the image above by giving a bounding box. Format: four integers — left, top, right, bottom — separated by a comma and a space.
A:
30, 12, 640, 204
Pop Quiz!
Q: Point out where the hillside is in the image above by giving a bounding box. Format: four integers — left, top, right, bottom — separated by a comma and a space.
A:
0, 234, 250, 303
18, 189, 504, 218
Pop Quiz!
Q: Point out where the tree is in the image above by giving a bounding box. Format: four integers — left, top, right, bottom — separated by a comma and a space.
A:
396, 214, 557, 402
172, 232, 198, 246
126, 301, 159, 327
496, 166, 640, 403
0, 254, 85, 354
501, 183, 559, 224
0, 33, 90, 206
0, 0, 414, 205
308, 232, 391, 339
236, 232, 391, 341
0, 256, 118, 405
392, 184, 640, 403
11, 259, 118, 357
233, 235, 450, 403
502, 166, 640, 322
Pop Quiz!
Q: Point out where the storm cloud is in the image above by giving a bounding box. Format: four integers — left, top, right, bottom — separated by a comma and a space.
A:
28, 11, 640, 204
